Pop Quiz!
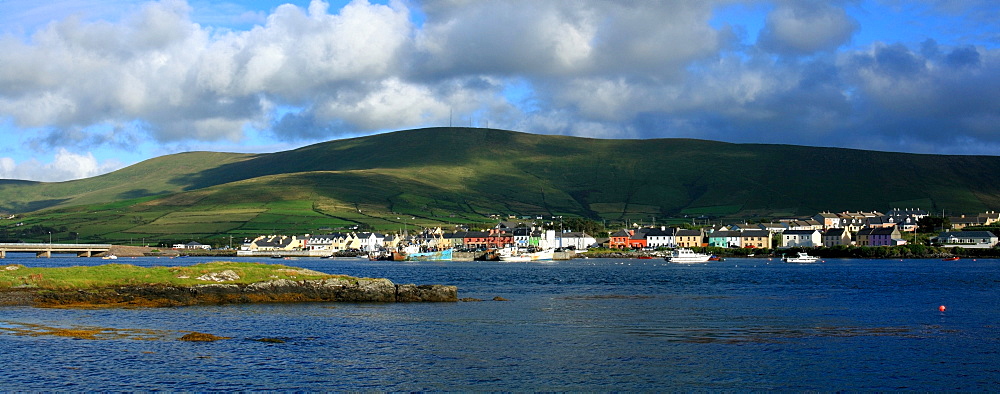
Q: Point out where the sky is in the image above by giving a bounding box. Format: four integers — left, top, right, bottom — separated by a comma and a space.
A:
0, 0, 997, 182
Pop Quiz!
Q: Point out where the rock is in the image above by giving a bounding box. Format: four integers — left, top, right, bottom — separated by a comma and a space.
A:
396, 284, 459, 302
492, 296, 509, 301
460, 297, 483, 302
179, 332, 231, 342
7, 277, 458, 307
196, 270, 240, 282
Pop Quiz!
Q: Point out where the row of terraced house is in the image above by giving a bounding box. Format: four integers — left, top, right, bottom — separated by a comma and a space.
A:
242, 225, 599, 253
607, 209, 1000, 249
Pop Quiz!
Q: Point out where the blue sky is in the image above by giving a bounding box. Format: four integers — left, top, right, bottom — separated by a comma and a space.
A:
0, 0, 997, 181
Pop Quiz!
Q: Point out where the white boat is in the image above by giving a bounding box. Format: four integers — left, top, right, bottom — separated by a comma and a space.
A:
665, 248, 711, 263
499, 248, 554, 262
102, 254, 118, 260
783, 252, 819, 263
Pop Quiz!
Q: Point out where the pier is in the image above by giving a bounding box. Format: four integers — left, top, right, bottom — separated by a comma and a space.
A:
0, 243, 113, 258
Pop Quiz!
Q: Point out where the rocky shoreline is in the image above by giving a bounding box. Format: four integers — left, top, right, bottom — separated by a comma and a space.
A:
0, 278, 458, 308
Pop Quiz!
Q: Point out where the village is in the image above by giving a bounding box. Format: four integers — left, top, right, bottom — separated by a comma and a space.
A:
229, 208, 1000, 256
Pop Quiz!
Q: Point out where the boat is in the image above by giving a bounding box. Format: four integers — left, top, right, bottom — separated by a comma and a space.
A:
783, 252, 819, 263
499, 248, 555, 262
942, 256, 960, 261
405, 248, 453, 261
708, 255, 724, 261
665, 248, 711, 263
368, 250, 405, 261
101, 254, 118, 260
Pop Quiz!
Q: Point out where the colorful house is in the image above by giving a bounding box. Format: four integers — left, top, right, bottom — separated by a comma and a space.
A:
609, 230, 632, 249
855, 227, 902, 246
821, 228, 852, 247
674, 229, 704, 248
738, 230, 770, 248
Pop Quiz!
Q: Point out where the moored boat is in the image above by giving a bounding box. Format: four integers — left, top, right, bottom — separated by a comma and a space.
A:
942, 256, 960, 261
499, 248, 555, 262
665, 248, 711, 263
783, 252, 819, 263
406, 248, 453, 261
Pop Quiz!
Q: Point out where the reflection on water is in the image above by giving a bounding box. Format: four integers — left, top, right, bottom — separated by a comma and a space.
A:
0, 256, 998, 390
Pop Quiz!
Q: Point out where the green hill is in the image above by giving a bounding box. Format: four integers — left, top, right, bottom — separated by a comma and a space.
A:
2, 127, 999, 245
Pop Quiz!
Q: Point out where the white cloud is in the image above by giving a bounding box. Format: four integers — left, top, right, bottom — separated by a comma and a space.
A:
0, 0, 414, 144
0, 149, 124, 182
757, 2, 859, 55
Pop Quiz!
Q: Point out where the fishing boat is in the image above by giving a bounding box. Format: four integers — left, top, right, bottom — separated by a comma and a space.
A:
665, 248, 711, 263
405, 248, 454, 261
783, 252, 819, 263
499, 248, 555, 262
368, 250, 406, 261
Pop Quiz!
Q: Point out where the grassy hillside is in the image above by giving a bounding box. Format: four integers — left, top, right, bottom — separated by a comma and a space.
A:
0, 151, 254, 212
3, 127, 1000, 245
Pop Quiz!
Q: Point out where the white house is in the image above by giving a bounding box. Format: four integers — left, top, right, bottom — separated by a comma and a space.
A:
355, 232, 386, 252
934, 231, 998, 248
174, 241, 210, 250
781, 229, 822, 248
644, 227, 676, 248
306, 233, 355, 251
555, 231, 598, 250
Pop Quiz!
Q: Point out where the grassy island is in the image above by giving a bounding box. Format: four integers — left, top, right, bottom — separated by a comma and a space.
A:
0, 262, 343, 290
0, 262, 458, 307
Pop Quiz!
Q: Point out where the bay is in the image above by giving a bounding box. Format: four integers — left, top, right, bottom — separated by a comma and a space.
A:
0, 255, 997, 391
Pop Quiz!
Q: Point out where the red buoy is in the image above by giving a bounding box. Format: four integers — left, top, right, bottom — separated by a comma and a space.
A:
939, 305, 946, 312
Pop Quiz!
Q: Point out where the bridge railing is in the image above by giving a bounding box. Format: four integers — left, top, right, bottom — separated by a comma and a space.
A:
0, 243, 113, 248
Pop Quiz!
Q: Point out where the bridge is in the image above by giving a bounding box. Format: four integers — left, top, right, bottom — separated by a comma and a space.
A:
0, 243, 113, 258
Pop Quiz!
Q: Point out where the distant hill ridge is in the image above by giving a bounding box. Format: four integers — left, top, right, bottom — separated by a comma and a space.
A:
2, 127, 1000, 243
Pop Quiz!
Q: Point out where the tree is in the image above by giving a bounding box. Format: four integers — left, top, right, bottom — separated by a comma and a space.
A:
917, 216, 950, 233
562, 218, 604, 236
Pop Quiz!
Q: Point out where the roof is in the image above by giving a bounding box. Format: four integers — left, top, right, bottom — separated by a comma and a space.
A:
644, 228, 675, 237
783, 229, 819, 235
611, 230, 632, 237
823, 228, 847, 236
857, 227, 898, 236
950, 216, 986, 224
936, 231, 997, 239
739, 230, 770, 237
512, 228, 532, 236
867, 216, 894, 225
888, 208, 928, 215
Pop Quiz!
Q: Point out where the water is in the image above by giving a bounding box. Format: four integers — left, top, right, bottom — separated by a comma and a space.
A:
1, 255, 998, 390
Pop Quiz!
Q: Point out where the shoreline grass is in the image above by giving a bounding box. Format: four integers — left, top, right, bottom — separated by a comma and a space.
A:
0, 262, 350, 291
